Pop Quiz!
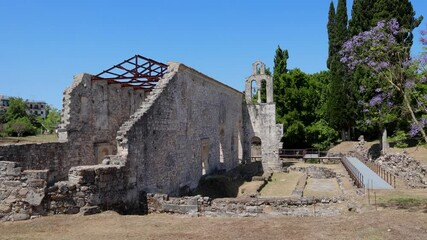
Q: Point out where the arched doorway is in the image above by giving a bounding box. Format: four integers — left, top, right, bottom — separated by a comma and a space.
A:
251, 136, 262, 162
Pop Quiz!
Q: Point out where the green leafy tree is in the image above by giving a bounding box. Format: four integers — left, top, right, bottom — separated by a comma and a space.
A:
6, 117, 36, 137
42, 106, 61, 133
340, 19, 427, 143
347, 0, 422, 140
5, 97, 27, 121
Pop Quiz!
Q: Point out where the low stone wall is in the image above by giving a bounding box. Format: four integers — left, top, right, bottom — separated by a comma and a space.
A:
289, 166, 337, 179
0, 161, 48, 221
147, 193, 343, 217
0, 142, 68, 181
0, 160, 135, 221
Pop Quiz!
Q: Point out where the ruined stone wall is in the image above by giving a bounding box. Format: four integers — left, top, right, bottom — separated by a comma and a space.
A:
0, 143, 68, 181
243, 104, 283, 171
58, 73, 146, 168
243, 61, 283, 172
117, 63, 244, 196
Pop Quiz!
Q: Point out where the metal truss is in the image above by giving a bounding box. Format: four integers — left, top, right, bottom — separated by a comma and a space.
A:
92, 55, 168, 91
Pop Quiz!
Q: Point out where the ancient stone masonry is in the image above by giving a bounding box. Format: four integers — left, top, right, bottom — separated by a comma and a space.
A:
243, 61, 283, 172
146, 194, 342, 217
115, 62, 244, 197
0, 58, 285, 220
376, 153, 427, 188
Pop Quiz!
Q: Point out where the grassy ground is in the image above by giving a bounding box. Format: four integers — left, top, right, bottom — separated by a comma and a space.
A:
0, 209, 426, 240
304, 178, 341, 197
0, 134, 58, 145
259, 172, 302, 197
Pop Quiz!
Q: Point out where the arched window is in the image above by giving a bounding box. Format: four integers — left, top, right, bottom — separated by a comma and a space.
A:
260, 79, 267, 103
251, 80, 258, 103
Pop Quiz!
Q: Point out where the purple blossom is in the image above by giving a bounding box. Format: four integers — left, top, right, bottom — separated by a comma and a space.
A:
388, 19, 400, 35
404, 80, 415, 89
409, 122, 420, 137
369, 94, 383, 106
387, 101, 394, 107
409, 119, 427, 137
375, 88, 382, 93
402, 58, 412, 68
363, 108, 369, 113
421, 29, 427, 35
421, 75, 427, 83
340, 19, 398, 73
374, 62, 390, 72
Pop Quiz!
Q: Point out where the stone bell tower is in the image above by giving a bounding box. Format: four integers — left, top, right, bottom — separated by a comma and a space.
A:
243, 61, 283, 172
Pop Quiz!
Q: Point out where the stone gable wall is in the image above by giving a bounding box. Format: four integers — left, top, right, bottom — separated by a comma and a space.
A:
117, 63, 244, 196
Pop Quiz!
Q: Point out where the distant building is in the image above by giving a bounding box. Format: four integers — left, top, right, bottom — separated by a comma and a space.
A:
0, 95, 47, 119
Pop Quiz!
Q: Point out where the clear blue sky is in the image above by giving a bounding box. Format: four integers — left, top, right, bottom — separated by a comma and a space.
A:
1, 0, 426, 109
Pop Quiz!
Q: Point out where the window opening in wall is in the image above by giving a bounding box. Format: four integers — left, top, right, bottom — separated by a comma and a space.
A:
251, 80, 258, 103
251, 136, 262, 162
219, 129, 225, 163
201, 139, 209, 175
256, 63, 261, 74
260, 79, 267, 103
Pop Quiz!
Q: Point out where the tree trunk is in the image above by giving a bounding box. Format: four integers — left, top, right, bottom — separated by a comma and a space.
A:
403, 93, 427, 143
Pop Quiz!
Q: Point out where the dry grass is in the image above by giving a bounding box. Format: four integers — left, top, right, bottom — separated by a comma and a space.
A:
304, 178, 341, 197
0, 134, 58, 145
259, 172, 302, 197
0, 209, 426, 240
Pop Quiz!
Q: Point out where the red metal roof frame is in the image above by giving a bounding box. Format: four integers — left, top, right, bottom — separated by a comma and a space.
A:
92, 55, 168, 91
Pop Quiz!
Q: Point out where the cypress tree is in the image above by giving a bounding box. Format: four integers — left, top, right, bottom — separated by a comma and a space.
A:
273, 45, 289, 119
327, 0, 356, 139
327, 2, 336, 70
348, 0, 376, 36
372, 0, 423, 48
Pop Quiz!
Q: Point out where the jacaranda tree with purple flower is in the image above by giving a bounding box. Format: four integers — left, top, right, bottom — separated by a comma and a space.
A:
340, 19, 427, 143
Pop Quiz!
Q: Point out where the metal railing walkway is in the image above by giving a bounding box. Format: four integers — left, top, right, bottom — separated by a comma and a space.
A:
346, 156, 393, 189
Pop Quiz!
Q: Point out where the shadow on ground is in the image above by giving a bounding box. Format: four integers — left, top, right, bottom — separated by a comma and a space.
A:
192, 162, 263, 199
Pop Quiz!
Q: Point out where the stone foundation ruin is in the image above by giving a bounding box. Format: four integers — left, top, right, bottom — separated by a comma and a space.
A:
0, 56, 284, 220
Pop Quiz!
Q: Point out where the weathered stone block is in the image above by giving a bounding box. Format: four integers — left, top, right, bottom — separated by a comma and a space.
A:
79, 205, 100, 216
23, 170, 49, 181
9, 213, 30, 221
24, 190, 45, 206
0, 203, 11, 213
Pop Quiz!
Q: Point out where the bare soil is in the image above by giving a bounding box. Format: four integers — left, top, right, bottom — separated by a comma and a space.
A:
0, 209, 426, 240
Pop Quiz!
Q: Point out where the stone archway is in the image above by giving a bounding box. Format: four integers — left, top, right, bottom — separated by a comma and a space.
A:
251, 136, 262, 162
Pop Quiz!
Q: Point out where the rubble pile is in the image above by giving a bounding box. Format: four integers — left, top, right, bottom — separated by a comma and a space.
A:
377, 153, 427, 188
353, 140, 369, 160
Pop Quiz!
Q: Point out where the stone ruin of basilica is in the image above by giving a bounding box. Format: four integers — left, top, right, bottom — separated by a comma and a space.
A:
0, 55, 284, 220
